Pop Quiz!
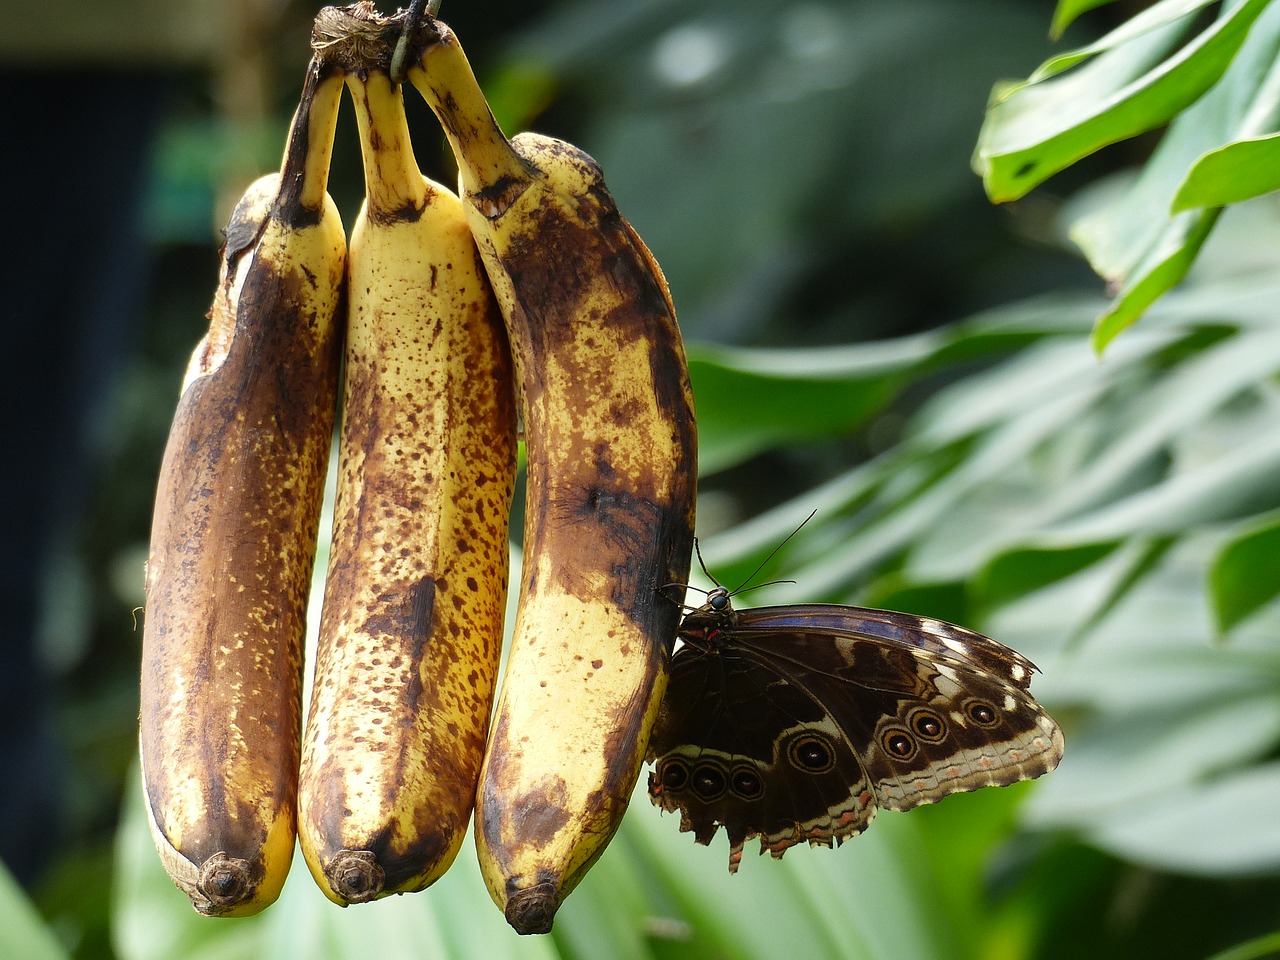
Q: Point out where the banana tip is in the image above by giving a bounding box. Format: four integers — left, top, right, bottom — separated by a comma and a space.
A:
195, 853, 256, 914
505, 882, 560, 935
325, 849, 386, 904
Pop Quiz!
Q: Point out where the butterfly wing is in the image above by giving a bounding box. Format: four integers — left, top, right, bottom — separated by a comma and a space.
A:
730, 605, 1063, 807
649, 639, 880, 872
648, 604, 1063, 871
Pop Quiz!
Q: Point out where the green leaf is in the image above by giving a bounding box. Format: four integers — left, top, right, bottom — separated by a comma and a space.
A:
1206, 930, 1280, 960
858, 578, 971, 625
1051, 0, 1122, 40
0, 860, 71, 960
1034, 324, 1280, 521
975, 0, 1271, 202
978, 543, 1119, 609
686, 336, 938, 475
1035, 0, 1220, 82
1024, 691, 1280, 830
1067, 535, 1178, 640
1082, 760, 1280, 874
976, 16, 1188, 202
1039, 426, 1280, 543
1174, 132, 1280, 209
1063, 0, 1280, 346
1089, 206, 1220, 351
1210, 511, 1280, 633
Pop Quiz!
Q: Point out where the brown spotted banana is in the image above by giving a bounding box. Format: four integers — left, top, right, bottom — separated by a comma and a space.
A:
403, 13, 698, 934
138, 60, 345, 917
297, 19, 517, 906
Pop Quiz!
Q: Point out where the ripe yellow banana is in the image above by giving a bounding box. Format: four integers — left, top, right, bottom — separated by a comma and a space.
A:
406, 17, 698, 934
138, 61, 345, 917
296, 35, 517, 905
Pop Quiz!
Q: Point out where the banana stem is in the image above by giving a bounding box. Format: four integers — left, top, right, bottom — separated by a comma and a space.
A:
276, 60, 343, 218
348, 71, 427, 215
390, 0, 443, 83
408, 25, 531, 198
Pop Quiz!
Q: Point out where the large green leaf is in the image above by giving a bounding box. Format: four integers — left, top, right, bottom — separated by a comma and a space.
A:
975, 0, 1270, 202
1174, 37, 1280, 209
686, 294, 1108, 476
1070, 0, 1280, 348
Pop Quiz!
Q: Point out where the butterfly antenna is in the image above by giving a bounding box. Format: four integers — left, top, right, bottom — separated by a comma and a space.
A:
657, 581, 708, 613
739, 578, 795, 593
728, 509, 817, 596
692, 537, 724, 588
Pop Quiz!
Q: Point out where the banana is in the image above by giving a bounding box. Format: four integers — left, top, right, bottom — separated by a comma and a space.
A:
297, 19, 517, 906
138, 61, 346, 917
406, 16, 698, 934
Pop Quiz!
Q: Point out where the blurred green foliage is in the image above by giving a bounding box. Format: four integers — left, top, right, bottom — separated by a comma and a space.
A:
8, 0, 1280, 958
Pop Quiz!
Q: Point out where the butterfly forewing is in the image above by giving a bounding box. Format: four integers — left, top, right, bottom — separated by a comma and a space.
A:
648, 592, 1064, 871
723, 604, 1041, 690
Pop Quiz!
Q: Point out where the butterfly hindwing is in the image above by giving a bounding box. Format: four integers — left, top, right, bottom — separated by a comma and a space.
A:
649, 644, 878, 871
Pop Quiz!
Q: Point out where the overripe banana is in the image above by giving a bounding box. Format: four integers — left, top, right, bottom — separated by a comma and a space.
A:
138, 61, 345, 917
405, 15, 698, 934
297, 18, 517, 905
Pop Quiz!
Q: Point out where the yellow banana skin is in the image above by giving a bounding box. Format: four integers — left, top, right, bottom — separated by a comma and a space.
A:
297, 41, 517, 905
406, 17, 697, 934
138, 62, 345, 917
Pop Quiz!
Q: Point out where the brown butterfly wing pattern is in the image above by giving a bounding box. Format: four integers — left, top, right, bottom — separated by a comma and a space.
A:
647, 592, 1064, 872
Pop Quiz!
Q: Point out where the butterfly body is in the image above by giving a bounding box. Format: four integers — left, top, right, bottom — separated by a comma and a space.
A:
647, 588, 1064, 871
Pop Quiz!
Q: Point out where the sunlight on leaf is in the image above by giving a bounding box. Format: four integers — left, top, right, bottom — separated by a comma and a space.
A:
1036, 427, 1280, 543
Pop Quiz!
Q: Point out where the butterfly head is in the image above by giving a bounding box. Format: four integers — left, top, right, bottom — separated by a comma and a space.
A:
707, 586, 731, 613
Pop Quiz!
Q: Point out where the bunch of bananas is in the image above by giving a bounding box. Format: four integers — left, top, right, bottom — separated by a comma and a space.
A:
138, 2, 696, 935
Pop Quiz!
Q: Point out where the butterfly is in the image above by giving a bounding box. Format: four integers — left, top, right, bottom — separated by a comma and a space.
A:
647, 583, 1064, 872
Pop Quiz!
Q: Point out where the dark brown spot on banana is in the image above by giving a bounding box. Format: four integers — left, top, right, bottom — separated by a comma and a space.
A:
368, 199, 426, 226
473, 175, 531, 220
